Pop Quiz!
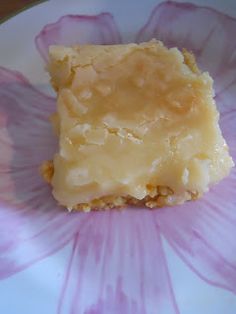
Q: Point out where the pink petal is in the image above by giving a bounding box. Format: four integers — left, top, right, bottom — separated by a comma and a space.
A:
58, 211, 179, 314
0, 67, 86, 278
35, 13, 122, 61
137, 1, 236, 113
156, 190, 236, 293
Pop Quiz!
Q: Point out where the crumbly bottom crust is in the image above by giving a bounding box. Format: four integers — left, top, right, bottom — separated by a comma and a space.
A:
41, 161, 199, 212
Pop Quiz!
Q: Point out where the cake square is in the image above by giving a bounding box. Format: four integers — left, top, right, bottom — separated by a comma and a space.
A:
43, 40, 234, 211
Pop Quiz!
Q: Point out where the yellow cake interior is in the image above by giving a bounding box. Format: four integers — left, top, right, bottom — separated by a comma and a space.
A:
43, 40, 234, 211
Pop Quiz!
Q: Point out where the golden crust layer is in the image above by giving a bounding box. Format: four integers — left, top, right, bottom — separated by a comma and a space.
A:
41, 160, 199, 211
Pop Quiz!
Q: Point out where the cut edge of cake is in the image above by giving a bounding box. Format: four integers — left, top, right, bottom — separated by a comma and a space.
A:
40, 159, 199, 211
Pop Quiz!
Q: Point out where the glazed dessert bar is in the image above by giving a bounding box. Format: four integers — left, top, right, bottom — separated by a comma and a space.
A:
42, 40, 234, 211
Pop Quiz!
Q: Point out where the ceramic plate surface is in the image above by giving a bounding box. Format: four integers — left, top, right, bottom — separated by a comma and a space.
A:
0, 1, 236, 313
